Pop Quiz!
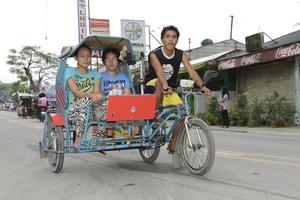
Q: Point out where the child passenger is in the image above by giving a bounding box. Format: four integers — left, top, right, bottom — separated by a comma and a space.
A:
101, 47, 131, 97
65, 44, 102, 149
98, 47, 138, 137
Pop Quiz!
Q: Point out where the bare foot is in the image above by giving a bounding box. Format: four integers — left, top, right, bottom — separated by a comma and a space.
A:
73, 136, 81, 150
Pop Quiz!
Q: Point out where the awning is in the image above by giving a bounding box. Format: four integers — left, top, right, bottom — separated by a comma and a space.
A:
218, 42, 300, 70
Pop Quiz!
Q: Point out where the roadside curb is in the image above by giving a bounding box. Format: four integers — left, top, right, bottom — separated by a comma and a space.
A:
210, 125, 300, 135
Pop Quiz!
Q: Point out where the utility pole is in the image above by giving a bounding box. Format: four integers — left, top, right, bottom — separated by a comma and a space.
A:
230, 15, 233, 39
145, 25, 151, 53
88, 0, 91, 35
188, 38, 191, 61
45, 0, 48, 41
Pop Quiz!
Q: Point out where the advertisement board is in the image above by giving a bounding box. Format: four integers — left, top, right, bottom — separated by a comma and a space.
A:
121, 19, 146, 60
90, 19, 110, 35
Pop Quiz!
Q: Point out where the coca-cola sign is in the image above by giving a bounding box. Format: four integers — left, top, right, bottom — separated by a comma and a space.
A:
241, 53, 262, 66
275, 43, 300, 59
218, 42, 300, 70
219, 59, 236, 69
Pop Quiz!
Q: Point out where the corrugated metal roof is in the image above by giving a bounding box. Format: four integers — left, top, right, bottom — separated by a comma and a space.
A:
187, 39, 245, 60
264, 29, 300, 49
181, 49, 237, 68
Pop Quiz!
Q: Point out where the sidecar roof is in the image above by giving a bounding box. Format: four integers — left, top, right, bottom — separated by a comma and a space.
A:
59, 35, 136, 64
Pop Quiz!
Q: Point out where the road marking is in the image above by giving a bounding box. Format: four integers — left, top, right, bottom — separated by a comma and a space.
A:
213, 128, 300, 139
217, 150, 300, 167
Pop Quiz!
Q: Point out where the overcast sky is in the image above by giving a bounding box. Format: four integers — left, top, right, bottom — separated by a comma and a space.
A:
0, 0, 299, 83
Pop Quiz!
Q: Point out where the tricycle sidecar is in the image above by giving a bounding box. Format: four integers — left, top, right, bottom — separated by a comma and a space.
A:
39, 35, 215, 176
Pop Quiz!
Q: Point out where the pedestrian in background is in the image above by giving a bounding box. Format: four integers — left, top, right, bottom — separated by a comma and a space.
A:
219, 87, 230, 128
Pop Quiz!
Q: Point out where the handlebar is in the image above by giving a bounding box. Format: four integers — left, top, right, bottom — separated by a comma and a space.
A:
176, 87, 204, 94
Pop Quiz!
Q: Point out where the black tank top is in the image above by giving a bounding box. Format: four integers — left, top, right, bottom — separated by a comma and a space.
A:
145, 46, 183, 88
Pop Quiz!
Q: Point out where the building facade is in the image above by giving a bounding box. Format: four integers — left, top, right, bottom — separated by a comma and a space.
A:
218, 30, 300, 124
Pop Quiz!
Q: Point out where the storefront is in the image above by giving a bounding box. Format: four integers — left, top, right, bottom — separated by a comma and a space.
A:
218, 41, 300, 124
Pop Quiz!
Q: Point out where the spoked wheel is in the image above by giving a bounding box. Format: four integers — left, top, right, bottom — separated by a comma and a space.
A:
43, 116, 65, 173
178, 118, 215, 175
139, 130, 161, 164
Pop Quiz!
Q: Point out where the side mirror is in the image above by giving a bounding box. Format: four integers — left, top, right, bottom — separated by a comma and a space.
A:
203, 70, 218, 84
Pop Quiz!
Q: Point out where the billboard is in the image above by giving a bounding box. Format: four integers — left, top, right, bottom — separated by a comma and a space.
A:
245, 32, 264, 52
121, 19, 146, 60
90, 19, 110, 35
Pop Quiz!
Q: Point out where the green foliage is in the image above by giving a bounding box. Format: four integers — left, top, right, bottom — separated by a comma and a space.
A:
264, 92, 296, 126
8, 81, 28, 101
236, 108, 249, 126
247, 97, 265, 125
0, 82, 9, 90
202, 96, 221, 125
203, 112, 218, 125
247, 119, 258, 127
207, 96, 219, 115
0, 81, 28, 102
271, 120, 289, 127
203, 91, 296, 127
228, 93, 249, 126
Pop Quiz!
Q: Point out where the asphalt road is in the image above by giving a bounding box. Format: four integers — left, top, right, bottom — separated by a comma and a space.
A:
0, 110, 299, 200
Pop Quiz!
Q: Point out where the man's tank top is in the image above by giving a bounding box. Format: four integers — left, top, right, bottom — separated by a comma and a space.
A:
145, 46, 183, 88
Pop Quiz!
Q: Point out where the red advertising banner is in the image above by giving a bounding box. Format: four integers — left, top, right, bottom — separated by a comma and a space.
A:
90, 19, 110, 35
218, 42, 300, 70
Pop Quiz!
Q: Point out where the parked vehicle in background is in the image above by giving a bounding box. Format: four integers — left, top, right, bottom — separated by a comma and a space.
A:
17, 93, 33, 118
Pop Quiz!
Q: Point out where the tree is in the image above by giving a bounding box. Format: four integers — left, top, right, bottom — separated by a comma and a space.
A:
8, 81, 27, 101
0, 81, 8, 90
6, 46, 58, 93
0, 82, 10, 103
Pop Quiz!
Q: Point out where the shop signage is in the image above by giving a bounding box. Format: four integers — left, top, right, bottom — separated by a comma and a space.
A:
241, 53, 262, 66
218, 42, 300, 70
275, 43, 300, 59
77, 0, 87, 42
90, 19, 110, 35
